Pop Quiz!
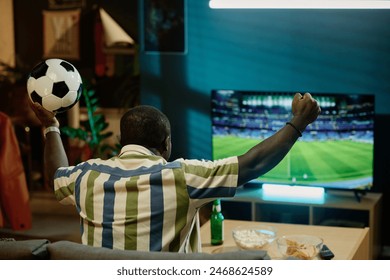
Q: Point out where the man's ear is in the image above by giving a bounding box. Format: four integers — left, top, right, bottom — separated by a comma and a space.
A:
158, 137, 169, 154
162, 136, 170, 151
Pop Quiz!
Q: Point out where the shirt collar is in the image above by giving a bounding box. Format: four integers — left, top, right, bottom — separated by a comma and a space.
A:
118, 144, 156, 157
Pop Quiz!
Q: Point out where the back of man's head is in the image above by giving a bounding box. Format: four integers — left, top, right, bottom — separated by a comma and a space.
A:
119, 105, 171, 150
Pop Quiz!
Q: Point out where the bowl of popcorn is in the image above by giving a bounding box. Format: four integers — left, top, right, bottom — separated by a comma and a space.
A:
232, 225, 277, 250
277, 234, 323, 260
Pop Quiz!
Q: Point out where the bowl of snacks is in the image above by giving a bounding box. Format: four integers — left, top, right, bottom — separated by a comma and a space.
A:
277, 234, 323, 260
232, 225, 277, 250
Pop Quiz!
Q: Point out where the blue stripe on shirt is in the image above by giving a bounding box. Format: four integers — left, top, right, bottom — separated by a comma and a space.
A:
149, 171, 164, 251
73, 168, 89, 214
101, 174, 116, 249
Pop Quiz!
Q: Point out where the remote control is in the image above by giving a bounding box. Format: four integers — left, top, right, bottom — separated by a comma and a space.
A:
320, 244, 335, 260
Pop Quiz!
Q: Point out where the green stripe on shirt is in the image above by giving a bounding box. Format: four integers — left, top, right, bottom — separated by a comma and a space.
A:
184, 162, 238, 178
169, 168, 189, 252
86, 170, 99, 246
54, 182, 75, 202
124, 176, 139, 250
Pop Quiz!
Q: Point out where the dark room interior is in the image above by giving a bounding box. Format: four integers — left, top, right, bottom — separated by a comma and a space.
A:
1, 0, 389, 264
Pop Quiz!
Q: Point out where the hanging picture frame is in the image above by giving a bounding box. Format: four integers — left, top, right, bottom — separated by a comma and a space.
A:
42, 9, 81, 60
143, 0, 186, 54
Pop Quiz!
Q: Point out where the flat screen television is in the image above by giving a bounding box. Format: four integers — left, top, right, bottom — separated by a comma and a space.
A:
211, 90, 375, 192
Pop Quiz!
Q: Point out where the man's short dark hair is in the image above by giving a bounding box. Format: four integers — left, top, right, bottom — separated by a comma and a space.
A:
120, 105, 171, 149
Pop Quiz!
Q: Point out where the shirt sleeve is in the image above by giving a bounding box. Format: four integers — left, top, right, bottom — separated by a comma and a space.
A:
53, 163, 84, 205
179, 156, 239, 199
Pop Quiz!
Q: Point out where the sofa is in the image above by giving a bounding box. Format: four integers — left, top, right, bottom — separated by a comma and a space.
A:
0, 239, 270, 260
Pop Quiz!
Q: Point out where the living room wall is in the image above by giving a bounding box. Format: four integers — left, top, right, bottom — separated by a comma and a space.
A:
139, 1, 390, 247
140, 1, 390, 158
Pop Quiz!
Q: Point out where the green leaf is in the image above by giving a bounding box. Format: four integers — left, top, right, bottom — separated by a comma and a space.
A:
99, 131, 113, 140
61, 127, 88, 141
90, 98, 99, 106
93, 114, 104, 123
90, 104, 98, 113
95, 122, 108, 132
87, 89, 96, 97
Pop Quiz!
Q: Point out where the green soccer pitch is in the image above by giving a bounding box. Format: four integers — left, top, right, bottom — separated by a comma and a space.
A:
212, 136, 373, 187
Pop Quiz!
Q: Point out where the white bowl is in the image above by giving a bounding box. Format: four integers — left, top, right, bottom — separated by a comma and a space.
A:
277, 234, 323, 260
232, 225, 277, 250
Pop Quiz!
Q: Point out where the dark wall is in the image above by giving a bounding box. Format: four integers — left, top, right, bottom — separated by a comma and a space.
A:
13, 0, 45, 70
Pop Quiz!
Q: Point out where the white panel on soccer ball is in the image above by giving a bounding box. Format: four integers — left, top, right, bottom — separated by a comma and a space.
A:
61, 90, 78, 107
46, 59, 67, 82
26, 77, 36, 94
42, 94, 62, 112
65, 74, 82, 91
34, 76, 54, 97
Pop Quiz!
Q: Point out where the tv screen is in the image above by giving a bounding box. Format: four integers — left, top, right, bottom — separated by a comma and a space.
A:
211, 90, 375, 191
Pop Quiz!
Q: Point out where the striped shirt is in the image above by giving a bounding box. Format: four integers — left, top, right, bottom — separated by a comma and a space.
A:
54, 144, 239, 252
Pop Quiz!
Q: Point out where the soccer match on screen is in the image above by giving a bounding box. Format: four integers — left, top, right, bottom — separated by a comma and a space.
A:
211, 90, 374, 191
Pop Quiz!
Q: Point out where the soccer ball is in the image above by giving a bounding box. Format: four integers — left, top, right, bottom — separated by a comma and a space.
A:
27, 58, 83, 113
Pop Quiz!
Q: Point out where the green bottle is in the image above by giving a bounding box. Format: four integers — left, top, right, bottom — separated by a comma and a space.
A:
210, 199, 224, 245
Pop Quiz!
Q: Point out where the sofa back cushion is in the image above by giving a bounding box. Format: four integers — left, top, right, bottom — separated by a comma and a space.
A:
48, 241, 270, 260
0, 239, 50, 260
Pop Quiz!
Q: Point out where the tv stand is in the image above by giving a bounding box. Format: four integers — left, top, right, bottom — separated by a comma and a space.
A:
221, 187, 382, 259
353, 189, 367, 203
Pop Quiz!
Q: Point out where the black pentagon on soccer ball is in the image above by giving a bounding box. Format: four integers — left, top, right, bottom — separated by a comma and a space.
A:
30, 91, 43, 105
29, 61, 49, 79
52, 81, 70, 98
54, 83, 83, 113
60, 60, 75, 72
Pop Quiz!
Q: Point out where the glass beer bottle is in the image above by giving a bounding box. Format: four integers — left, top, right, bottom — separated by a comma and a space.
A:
210, 199, 224, 245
